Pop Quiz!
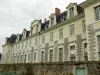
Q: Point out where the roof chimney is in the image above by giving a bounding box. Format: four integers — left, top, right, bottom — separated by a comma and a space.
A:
24, 28, 27, 31
55, 8, 60, 15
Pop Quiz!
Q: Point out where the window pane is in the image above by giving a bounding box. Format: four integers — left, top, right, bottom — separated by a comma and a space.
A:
41, 51, 44, 62
59, 48, 63, 61
51, 17, 54, 25
49, 50, 53, 62
69, 24, 74, 35
59, 28, 63, 39
82, 20, 86, 32
95, 6, 100, 20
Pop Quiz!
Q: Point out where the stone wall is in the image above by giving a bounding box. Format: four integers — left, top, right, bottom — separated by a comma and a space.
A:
0, 61, 100, 75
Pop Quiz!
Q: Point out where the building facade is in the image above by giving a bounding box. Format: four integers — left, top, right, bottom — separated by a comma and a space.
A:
1, 0, 100, 64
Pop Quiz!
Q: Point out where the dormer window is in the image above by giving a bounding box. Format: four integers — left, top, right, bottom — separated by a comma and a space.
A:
51, 17, 54, 25
70, 7, 74, 17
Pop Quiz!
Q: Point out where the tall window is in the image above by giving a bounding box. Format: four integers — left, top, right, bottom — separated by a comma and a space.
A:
69, 24, 74, 35
29, 40, 32, 47
70, 45, 75, 61
95, 5, 100, 20
42, 35, 45, 43
50, 32, 53, 42
59, 28, 63, 39
51, 17, 54, 25
41, 51, 44, 62
24, 54, 27, 63
82, 20, 86, 32
70, 7, 74, 17
25, 42, 27, 48
22, 43, 24, 49
28, 53, 31, 62
34, 52, 37, 61
84, 43, 88, 61
21, 55, 23, 63
97, 35, 100, 52
35, 37, 38, 45
59, 48, 63, 62
98, 35, 100, 60
49, 49, 53, 62
70, 54, 75, 61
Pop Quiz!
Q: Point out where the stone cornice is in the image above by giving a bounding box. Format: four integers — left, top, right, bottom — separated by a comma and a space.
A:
80, 0, 100, 8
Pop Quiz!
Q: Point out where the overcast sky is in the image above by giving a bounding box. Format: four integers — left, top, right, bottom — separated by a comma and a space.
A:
0, 0, 85, 53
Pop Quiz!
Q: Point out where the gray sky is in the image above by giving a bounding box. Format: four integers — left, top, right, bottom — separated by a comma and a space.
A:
0, 0, 85, 53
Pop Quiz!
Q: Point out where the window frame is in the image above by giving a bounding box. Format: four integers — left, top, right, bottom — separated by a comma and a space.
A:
69, 24, 74, 36
50, 32, 54, 42
59, 28, 63, 39
94, 5, 100, 21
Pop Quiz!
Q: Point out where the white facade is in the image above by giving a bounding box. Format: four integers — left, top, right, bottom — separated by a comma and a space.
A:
1, 0, 100, 64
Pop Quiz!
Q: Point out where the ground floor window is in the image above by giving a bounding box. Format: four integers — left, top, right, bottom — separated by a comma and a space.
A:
41, 51, 45, 62
70, 54, 75, 61
34, 52, 37, 62
59, 48, 63, 62
49, 49, 53, 62
24, 54, 27, 63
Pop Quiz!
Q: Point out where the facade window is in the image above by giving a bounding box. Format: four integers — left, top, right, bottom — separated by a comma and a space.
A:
69, 7, 74, 17
69, 24, 74, 35
28, 53, 31, 62
70, 54, 75, 61
34, 52, 37, 61
21, 55, 23, 63
22, 43, 24, 49
59, 48, 63, 61
41, 51, 45, 62
70, 45, 75, 51
24, 54, 27, 63
25, 42, 27, 48
82, 20, 86, 32
51, 17, 54, 25
50, 32, 53, 42
49, 49, 53, 62
59, 28, 63, 39
42, 35, 45, 43
35, 37, 38, 45
29, 40, 32, 47
97, 35, 100, 52
95, 5, 100, 20
84, 43, 88, 61
98, 35, 100, 60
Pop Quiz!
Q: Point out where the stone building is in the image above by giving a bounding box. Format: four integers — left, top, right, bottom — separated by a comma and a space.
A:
1, 0, 100, 64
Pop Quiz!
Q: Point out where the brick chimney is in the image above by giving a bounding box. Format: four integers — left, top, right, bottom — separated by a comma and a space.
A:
55, 8, 60, 15
24, 28, 27, 31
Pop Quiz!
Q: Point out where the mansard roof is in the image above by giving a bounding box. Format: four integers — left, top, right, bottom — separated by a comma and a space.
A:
3, 1, 85, 45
